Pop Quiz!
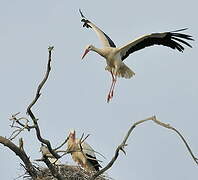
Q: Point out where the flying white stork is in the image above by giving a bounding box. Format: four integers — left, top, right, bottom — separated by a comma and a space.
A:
79, 9, 194, 103
66, 130, 101, 172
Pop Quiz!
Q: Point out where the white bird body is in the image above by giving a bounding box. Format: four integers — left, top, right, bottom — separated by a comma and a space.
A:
67, 130, 101, 172
88, 45, 135, 79
80, 10, 193, 102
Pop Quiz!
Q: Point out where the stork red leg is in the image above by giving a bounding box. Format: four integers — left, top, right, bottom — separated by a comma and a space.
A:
111, 75, 117, 98
107, 71, 116, 103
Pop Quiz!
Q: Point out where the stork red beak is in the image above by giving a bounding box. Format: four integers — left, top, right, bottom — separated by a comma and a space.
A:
82, 49, 89, 59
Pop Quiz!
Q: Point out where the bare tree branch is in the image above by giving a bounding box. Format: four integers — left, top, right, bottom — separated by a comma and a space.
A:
80, 133, 90, 144
90, 115, 198, 180
26, 46, 61, 160
8, 115, 33, 140
0, 136, 37, 179
27, 46, 53, 115
150, 116, 198, 165
23, 46, 65, 180
53, 137, 69, 151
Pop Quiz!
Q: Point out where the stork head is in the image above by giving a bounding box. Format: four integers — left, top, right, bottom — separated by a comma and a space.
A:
68, 129, 76, 141
67, 130, 77, 153
81, 45, 94, 59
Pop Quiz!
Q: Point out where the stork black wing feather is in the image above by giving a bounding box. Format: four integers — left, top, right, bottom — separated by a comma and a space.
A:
79, 9, 116, 47
172, 33, 194, 40
171, 37, 192, 48
121, 37, 160, 60
122, 29, 193, 61
81, 19, 92, 28
171, 28, 188, 32
103, 32, 116, 47
86, 154, 101, 171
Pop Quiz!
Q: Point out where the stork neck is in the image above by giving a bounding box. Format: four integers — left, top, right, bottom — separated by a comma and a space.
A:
91, 46, 106, 58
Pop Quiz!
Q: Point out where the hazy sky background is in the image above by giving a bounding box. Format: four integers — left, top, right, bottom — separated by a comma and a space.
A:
0, 1, 197, 180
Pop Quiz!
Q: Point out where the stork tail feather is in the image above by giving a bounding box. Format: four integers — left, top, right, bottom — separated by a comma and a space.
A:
117, 65, 135, 79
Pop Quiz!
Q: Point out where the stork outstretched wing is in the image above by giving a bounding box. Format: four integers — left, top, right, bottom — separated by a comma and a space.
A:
79, 9, 116, 48
118, 28, 194, 61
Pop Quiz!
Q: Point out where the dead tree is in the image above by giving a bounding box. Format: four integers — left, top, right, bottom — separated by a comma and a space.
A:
0, 46, 197, 180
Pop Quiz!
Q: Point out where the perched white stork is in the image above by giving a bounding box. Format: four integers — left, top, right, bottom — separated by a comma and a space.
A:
66, 130, 101, 172
40, 144, 60, 164
79, 9, 194, 103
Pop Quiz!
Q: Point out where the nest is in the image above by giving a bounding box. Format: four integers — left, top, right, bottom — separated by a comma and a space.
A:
27, 164, 110, 180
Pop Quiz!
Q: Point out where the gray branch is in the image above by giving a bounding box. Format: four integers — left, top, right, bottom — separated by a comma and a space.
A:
90, 115, 198, 180
26, 46, 60, 160
25, 46, 65, 180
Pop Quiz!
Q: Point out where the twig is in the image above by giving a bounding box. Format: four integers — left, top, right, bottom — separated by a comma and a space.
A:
9, 113, 35, 140
81, 134, 90, 144
53, 137, 69, 151
8, 115, 30, 141
18, 138, 24, 151
78, 133, 91, 155
151, 116, 198, 165
89, 115, 198, 180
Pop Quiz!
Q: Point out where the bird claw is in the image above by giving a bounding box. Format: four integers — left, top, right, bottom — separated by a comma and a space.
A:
110, 90, 114, 98
107, 89, 114, 103
107, 94, 111, 103
107, 92, 114, 103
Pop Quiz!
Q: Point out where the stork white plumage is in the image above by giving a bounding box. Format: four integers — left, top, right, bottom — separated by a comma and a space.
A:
67, 130, 101, 172
80, 9, 194, 103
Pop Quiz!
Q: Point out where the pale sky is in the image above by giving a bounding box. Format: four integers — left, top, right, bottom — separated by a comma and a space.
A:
0, 1, 197, 180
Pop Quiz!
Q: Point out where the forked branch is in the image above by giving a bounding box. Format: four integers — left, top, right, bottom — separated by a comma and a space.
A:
8, 113, 35, 140
26, 46, 60, 160
24, 46, 65, 180
90, 115, 198, 180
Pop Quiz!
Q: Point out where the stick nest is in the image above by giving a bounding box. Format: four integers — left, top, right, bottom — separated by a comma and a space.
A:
27, 164, 110, 180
